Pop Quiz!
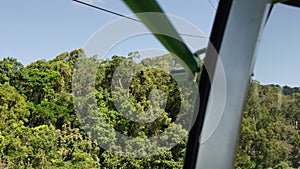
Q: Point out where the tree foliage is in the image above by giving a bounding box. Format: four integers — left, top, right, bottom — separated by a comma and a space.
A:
0, 50, 299, 168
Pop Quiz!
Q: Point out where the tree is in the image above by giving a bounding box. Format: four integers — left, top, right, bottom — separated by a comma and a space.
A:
0, 57, 24, 88
0, 82, 29, 132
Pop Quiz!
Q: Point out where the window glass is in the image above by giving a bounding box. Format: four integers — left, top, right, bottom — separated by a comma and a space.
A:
236, 4, 300, 169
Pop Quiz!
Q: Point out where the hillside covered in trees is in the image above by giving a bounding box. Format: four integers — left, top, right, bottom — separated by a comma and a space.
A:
0, 49, 299, 168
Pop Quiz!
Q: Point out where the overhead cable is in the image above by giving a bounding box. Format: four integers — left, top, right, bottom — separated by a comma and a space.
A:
73, 0, 208, 39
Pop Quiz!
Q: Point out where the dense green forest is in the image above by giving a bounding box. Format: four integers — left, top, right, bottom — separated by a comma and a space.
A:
0, 49, 299, 168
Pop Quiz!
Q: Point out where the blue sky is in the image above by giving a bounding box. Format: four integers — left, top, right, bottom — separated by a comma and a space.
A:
254, 4, 300, 87
0, 0, 299, 87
